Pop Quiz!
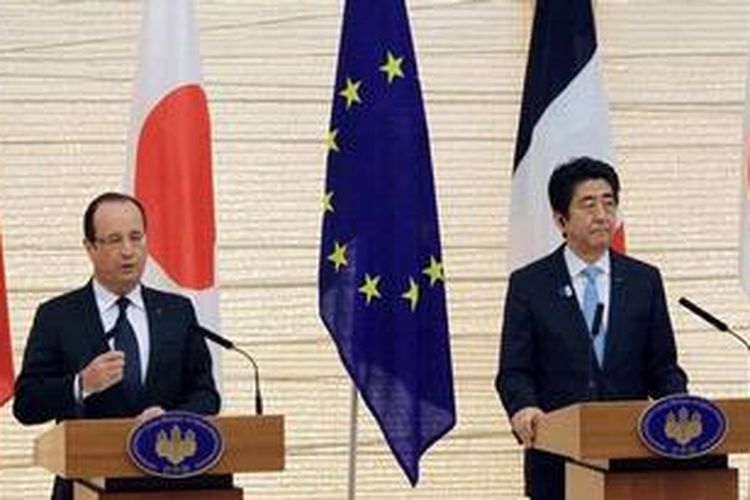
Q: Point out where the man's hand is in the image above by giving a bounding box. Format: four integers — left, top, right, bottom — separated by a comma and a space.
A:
510, 406, 544, 448
80, 351, 125, 394
136, 406, 165, 423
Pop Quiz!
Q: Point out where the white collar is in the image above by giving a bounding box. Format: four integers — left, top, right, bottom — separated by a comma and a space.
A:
564, 246, 610, 278
92, 279, 145, 312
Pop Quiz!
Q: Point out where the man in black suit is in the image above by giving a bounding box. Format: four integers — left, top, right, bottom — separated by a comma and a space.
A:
496, 157, 687, 500
13, 192, 220, 500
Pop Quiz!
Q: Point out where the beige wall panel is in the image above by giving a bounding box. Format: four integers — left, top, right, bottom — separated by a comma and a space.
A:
4, 0, 750, 498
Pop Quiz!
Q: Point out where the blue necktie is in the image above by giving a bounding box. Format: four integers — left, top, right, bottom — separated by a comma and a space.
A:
113, 297, 142, 402
581, 266, 604, 366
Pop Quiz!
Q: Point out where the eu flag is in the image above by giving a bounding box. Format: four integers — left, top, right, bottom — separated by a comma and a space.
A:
318, 0, 456, 486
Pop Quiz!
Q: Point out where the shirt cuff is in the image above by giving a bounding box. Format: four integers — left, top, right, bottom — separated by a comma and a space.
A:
74, 372, 91, 403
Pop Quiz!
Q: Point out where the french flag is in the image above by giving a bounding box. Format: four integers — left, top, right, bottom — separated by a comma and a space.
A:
125, 0, 221, 373
509, 0, 624, 271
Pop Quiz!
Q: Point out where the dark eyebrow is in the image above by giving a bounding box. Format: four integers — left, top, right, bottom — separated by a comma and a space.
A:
580, 192, 614, 200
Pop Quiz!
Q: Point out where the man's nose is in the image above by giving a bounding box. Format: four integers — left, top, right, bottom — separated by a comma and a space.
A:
120, 239, 136, 255
592, 202, 609, 220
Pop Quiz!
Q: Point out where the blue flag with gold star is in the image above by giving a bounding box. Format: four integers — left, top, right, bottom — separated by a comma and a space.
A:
318, 0, 456, 486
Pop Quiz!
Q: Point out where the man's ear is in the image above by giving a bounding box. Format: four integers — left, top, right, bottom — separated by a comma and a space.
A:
83, 238, 95, 258
554, 213, 567, 231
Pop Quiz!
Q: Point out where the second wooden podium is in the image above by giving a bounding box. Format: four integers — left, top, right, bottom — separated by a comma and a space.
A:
533, 398, 750, 500
33, 415, 285, 500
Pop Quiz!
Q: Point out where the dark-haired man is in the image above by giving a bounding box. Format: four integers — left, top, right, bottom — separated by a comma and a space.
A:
496, 157, 687, 500
13, 192, 220, 500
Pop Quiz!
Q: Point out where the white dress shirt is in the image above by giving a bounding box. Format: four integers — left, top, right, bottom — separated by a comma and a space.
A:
564, 246, 610, 336
74, 280, 151, 402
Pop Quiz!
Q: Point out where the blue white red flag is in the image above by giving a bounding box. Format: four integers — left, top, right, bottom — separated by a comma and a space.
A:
510, 0, 624, 270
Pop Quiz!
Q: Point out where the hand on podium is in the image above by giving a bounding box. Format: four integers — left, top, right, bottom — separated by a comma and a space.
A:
136, 405, 165, 423
511, 406, 544, 448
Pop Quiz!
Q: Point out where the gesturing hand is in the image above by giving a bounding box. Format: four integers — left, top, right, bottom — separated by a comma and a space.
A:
80, 351, 125, 395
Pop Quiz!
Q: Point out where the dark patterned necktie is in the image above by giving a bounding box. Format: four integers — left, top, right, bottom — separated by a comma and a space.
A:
113, 296, 142, 402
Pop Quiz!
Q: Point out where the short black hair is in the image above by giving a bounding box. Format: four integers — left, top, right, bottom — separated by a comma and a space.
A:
548, 157, 620, 217
83, 192, 147, 243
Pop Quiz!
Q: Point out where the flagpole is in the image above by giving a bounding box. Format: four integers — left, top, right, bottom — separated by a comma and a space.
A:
340, 0, 358, 494
347, 383, 358, 500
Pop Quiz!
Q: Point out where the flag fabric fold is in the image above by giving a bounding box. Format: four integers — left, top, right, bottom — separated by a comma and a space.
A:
509, 0, 624, 271
318, 0, 456, 485
125, 0, 221, 375
0, 220, 13, 406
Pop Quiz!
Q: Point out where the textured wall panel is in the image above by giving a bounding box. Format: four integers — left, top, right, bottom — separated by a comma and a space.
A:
2, 1, 750, 499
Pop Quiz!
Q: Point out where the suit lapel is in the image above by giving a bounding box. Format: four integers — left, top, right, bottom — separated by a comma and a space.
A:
548, 246, 591, 343
79, 281, 110, 364
603, 251, 626, 368
142, 286, 165, 393
79, 281, 133, 416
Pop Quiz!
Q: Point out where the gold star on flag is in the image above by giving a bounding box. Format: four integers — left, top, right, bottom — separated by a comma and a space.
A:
379, 51, 404, 84
358, 273, 382, 305
422, 255, 445, 286
401, 277, 420, 312
339, 78, 363, 110
325, 128, 340, 152
322, 191, 334, 214
327, 241, 348, 272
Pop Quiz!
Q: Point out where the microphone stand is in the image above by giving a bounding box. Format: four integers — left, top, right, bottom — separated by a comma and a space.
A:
194, 324, 264, 415
231, 344, 264, 415
721, 328, 750, 351
679, 297, 750, 351
587, 303, 605, 400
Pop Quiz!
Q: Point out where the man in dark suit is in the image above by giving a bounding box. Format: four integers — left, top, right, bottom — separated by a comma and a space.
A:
13, 192, 220, 500
496, 157, 687, 500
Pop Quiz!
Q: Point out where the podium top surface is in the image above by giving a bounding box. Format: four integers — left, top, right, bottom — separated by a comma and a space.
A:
34, 414, 285, 479
533, 398, 750, 461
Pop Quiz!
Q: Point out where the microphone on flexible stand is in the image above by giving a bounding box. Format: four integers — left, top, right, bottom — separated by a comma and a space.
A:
192, 324, 264, 415
103, 329, 116, 344
591, 303, 605, 338
678, 297, 750, 351
586, 303, 606, 399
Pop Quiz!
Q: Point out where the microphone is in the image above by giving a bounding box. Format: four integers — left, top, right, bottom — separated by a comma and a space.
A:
591, 303, 604, 337
678, 297, 750, 351
104, 329, 116, 344
678, 297, 728, 332
192, 324, 264, 415
587, 303, 606, 396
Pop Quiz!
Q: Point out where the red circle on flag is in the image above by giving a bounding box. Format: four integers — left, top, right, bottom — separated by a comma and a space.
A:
135, 84, 215, 290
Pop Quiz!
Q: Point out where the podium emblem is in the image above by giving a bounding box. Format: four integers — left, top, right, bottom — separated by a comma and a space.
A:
128, 411, 224, 478
638, 395, 726, 459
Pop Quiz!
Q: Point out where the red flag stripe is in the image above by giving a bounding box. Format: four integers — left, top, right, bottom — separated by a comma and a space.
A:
612, 224, 626, 254
0, 230, 14, 406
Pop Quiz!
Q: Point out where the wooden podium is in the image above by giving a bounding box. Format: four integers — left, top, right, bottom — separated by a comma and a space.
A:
33, 415, 285, 500
533, 399, 750, 500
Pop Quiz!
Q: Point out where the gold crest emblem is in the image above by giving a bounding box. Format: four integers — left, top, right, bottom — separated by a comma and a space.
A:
664, 406, 702, 446
155, 425, 197, 465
